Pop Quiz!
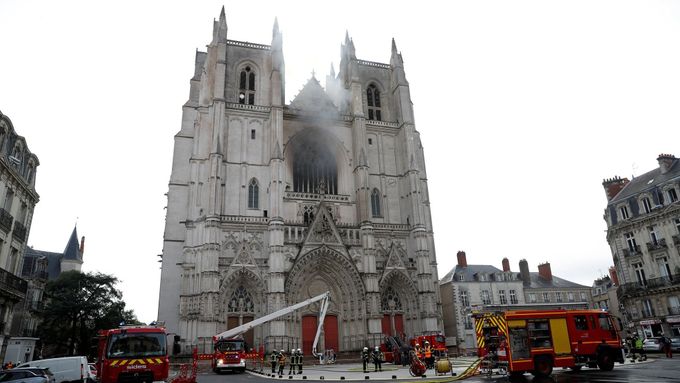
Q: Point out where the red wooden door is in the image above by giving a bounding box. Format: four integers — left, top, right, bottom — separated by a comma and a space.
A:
302, 316, 318, 355
324, 315, 339, 352
242, 316, 254, 349
382, 315, 392, 335
394, 314, 404, 336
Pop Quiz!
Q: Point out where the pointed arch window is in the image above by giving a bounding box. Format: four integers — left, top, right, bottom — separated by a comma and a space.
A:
227, 286, 254, 313
238, 66, 256, 105
381, 286, 402, 311
248, 178, 259, 209
366, 84, 382, 121
371, 188, 382, 217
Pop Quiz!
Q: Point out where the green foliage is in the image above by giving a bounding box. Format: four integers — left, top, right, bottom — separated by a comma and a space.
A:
37, 271, 139, 358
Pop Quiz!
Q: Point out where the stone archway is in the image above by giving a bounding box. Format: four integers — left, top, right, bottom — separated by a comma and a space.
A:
379, 270, 419, 337
220, 268, 266, 348
286, 246, 366, 352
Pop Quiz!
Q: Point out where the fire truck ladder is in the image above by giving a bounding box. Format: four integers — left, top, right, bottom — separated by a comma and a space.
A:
214, 291, 331, 357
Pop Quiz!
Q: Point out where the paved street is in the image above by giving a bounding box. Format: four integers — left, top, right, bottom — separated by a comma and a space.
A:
187, 355, 678, 383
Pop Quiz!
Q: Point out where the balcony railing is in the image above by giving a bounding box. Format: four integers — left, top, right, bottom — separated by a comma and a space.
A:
27, 300, 44, 312
646, 238, 667, 251
0, 208, 13, 233
622, 245, 642, 258
0, 267, 28, 300
12, 220, 26, 242
669, 306, 680, 315
617, 274, 680, 300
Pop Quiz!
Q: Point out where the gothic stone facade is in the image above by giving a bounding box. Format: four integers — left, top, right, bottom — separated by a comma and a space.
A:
158, 9, 442, 353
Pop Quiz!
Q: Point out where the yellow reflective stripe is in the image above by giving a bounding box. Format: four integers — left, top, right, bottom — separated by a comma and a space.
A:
155, 358, 162, 364
110, 360, 118, 366
145, 359, 154, 365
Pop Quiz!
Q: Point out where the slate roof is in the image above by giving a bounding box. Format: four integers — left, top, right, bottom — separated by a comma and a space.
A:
610, 158, 680, 204
439, 264, 505, 284
63, 227, 82, 261
24, 247, 63, 280
524, 272, 589, 289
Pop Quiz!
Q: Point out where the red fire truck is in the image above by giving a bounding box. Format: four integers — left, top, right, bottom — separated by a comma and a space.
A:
211, 292, 330, 374
473, 309, 623, 377
96, 324, 174, 383
410, 333, 447, 357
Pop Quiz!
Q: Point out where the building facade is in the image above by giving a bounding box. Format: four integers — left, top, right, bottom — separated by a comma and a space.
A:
603, 154, 680, 338
158, 9, 442, 354
591, 268, 622, 329
0, 111, 39, 361
439, 252, 591, 355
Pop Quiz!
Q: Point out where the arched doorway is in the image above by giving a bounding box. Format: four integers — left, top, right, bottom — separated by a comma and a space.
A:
220, 269, 265, 349
286, 246, 366, 352
380, 271, 419, 338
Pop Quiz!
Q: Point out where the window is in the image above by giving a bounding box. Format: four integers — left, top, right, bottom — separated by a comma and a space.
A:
574, 315, 588, 330
633, 262, 647, 286
543, 292, 550, 302
625, 232, 638, 253
669, 188, 679, 203
641, 197, 652, 214
676, 218, 680, 233
481, 290, 491, 305
371, 188, 381, 217
499, 290, 507, 305
529, 293, 536, 303
580, 292, 587, 302
292, 131, 338, 195
669, 296, 680, 315
649, 226, 660, 245
509, 290, 518, 304
642, 299, 655, 317
368, 138, 373, 145
556, 292, 563, 302
460, 290, 469, 307
247, 179, 259, 209
3, 188, 13, 211
251, 129, 256, 139
238, 66, 256, 105
657, 256, 672, 280
568, 292, 575, 302
619, 205, 629, 220
366, 83, 382, 121
458, 274, 464, 282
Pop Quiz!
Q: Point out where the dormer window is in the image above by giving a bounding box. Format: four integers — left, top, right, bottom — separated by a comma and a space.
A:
640, 196, 652, 214
366, 84, 381, 121
619, 205, 630, 220
669, 188, 678, 203
238, 66, 256, 105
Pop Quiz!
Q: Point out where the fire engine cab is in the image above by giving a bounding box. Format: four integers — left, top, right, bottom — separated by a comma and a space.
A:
473, 309, 623, 377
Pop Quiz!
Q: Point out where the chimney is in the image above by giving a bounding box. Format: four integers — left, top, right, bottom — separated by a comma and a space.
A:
538, 262, 553, 281
657, 153, 676, 174
457, 251, 467, 268
519, 259, 530, 285
602, 176, 630, 201
80, 236, 85, 254
502, 258, 510, 272
609, 266, 619, 286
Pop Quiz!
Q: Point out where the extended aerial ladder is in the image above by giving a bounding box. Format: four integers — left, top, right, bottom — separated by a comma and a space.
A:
214, 291, 331, 357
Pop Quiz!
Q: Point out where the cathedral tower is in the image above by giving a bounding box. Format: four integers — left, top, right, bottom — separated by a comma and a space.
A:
158, 8, 442, 353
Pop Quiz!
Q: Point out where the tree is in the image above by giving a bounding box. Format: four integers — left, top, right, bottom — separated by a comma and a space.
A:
37, 271, 139, 357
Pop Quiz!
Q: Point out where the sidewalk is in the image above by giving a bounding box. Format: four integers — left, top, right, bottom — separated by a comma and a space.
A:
248, 357, 481, 381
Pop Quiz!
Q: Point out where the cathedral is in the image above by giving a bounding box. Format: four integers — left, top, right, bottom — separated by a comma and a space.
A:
158, 8, 442, 354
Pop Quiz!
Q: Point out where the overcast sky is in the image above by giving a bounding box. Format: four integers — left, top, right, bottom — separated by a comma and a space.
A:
2, 0, 680, 324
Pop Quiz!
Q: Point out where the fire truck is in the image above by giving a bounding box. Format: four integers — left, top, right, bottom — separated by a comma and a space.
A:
211, 292, 330, 373
410, 333, 447, 357
96, 323, 175, 383
473, 309, 623, 377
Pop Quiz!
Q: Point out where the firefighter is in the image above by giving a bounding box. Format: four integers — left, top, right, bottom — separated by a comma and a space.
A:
414, 343, 421, 359
277, 349, 286, 375
634, 336, 646, 361
372, 346, 384, 372
297, 349, 303, 374
361, 347, 370, 373
288, 349, 297, 375
423, 341, 433, 369
270, 350, 278, 374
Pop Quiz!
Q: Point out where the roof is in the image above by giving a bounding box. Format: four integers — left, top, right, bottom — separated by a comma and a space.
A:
289, 76, 339, 115
610, 159, 680, 204
24, 247, 63, 280
524, 272, 589, 289
439, 264, 505, 284
62, 226, 82, 261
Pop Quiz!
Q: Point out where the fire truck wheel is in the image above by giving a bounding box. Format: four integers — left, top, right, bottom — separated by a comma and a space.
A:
532, 356, 553, 377
597, 353, 615, 371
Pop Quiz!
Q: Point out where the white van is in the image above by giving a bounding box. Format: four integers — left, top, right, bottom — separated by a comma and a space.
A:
17, 356, 95, 383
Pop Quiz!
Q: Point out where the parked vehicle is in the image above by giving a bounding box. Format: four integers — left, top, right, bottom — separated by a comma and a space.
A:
642, 337, 664, 352
671, 337, 680, 352
87, 364, 96, 381
0, 367, 55, 383
17, 356, 94, 383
